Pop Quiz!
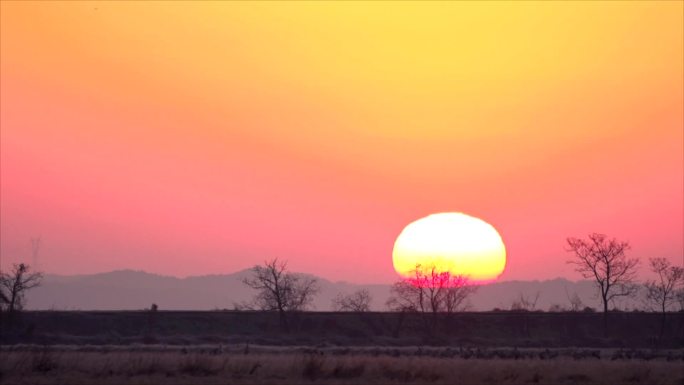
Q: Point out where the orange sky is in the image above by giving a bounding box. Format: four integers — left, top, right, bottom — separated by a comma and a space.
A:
1, 1, 682, 283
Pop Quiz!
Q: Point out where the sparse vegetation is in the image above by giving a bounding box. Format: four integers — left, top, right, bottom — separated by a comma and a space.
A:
0, 346, 681, 385
644, 258, 684, 313
566, 289, 585, 312
386, 264, 476, 314
240, 258, 319, 331
566, 233, 640, 335
511, 292, 541, 311
0, 263, 43, 314
0, 255, 682, 385
644, 257, 684, 339
331, 289, 372, 312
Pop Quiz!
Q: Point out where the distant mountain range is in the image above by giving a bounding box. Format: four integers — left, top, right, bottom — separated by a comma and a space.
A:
23, 269, 631, 311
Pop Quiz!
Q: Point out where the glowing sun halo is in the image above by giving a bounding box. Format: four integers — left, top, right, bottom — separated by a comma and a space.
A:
392, 212, 506, 283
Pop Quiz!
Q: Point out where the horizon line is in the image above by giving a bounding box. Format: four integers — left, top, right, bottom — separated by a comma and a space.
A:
35, 267, 588, 286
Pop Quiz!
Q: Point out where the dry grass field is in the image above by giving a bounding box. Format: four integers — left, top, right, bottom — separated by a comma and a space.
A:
1, 345, 682, 385
2, 312, 682, 384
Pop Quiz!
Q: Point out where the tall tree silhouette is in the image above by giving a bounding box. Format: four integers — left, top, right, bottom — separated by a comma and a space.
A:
644, 257, 684, 339
566, 233, 638, 336
242, 258, 319, 331
0, 263, 43, 314
387, 264, 474, 314
387, 264, 475, 335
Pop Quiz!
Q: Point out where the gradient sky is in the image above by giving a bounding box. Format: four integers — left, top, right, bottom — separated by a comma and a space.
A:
1, 1, 682, 283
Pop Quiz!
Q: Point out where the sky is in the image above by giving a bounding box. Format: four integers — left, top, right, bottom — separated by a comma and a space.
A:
1, 1, 682, 284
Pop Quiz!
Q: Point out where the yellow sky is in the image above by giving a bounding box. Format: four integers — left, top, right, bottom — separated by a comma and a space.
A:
1, 1, 682, 281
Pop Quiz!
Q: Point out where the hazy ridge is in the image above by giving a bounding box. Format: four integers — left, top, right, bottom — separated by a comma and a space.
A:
22, 270, 619, 311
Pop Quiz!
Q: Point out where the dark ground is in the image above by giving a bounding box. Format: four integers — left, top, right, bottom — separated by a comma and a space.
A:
2, 310, 683, 348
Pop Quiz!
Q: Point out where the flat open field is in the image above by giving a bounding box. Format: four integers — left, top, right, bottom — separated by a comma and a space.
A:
1, 345, 683, 385
1, 311, 682, 384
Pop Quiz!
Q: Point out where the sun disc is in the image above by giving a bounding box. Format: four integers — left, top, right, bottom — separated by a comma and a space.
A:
392, 212, 506, 283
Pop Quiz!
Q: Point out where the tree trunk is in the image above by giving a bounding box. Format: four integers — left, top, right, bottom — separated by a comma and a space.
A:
659, 302, 666, 341
9, 290, 17, 314
602, 298, 608, 338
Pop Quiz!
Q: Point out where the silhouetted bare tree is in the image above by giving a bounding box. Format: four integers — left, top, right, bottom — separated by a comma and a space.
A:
443, 279, 477, 313
510, 292, 540, 311
386, 273, 425, 312
0, 263, 43, 314
386, 264, 474, 314
242, 258, 319, 331
564, 288, 584, 312
566, 233, 639, 336
332, 289, 372, 312
644, 257, 684, 338
0, 286, 8, 310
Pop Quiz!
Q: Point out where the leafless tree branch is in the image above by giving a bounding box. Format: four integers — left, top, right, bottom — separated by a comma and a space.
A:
566, 233, 639, 335
332, 289, 372, 312
242, 258, 319, 331
0, 263, 43, 313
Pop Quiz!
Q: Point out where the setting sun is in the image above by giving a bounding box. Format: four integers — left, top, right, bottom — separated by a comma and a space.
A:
393, 213, 506, 283
0, 2, 682, 383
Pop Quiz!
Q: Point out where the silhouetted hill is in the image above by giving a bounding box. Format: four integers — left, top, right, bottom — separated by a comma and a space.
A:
23, 270, 620, 311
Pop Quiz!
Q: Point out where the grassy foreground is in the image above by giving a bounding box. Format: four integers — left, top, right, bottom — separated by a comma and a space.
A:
1, 346, 682, 385
2, 312, 682, 384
